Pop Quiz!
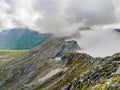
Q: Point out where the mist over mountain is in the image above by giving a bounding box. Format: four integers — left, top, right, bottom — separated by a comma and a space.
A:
0, 28, 51, 50
67, 28, 120, 57
0, 0, 120, 90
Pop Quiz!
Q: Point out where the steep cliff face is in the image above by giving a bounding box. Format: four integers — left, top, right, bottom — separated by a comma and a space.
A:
0, 38, 120, 90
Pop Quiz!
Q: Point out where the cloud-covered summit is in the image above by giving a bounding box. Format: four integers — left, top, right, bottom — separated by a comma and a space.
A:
0, 0, 120, 33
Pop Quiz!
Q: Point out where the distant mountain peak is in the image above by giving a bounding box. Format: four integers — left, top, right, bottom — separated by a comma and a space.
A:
0, 28, 51, 50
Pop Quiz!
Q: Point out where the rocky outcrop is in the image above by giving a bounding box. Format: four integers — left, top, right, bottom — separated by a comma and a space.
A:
62, 58, 119, 90
53, 40, 80, 60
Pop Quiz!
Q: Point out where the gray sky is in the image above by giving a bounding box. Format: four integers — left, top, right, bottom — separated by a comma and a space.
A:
0, 0, 120, 33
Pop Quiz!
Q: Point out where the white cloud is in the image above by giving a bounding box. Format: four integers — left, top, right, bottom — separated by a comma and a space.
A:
113, 0, 120, 21
69, 28, 120, 57
0, 0, 120, 33
66, 0, 116, 24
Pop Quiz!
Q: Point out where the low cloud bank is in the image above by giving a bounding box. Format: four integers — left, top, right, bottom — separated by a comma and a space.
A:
70, 29, 120, 57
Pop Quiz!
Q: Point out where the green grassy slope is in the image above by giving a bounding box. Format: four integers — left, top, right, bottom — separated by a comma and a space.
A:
0, 50, 27, 64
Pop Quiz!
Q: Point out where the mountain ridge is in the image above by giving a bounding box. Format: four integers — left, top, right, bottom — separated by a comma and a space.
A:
0, 37, 119, 90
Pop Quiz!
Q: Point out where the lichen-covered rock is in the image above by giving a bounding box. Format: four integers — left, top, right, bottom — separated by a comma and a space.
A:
59, 53, 120, 90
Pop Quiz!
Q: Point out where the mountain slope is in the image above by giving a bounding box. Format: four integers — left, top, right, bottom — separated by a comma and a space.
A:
0, 50, 27, 64
0, 37, 119, 90
0, 28, 51, 50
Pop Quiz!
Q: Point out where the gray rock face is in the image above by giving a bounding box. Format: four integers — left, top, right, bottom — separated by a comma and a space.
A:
61, 52, 91, 66
53, 40, 80, 60
61, 55, 120, 90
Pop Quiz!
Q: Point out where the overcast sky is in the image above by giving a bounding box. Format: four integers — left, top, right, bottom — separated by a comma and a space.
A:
0, 0, 120, 33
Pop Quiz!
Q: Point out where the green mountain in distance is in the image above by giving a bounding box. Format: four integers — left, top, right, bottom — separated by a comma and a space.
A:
0, 28, 51, 50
